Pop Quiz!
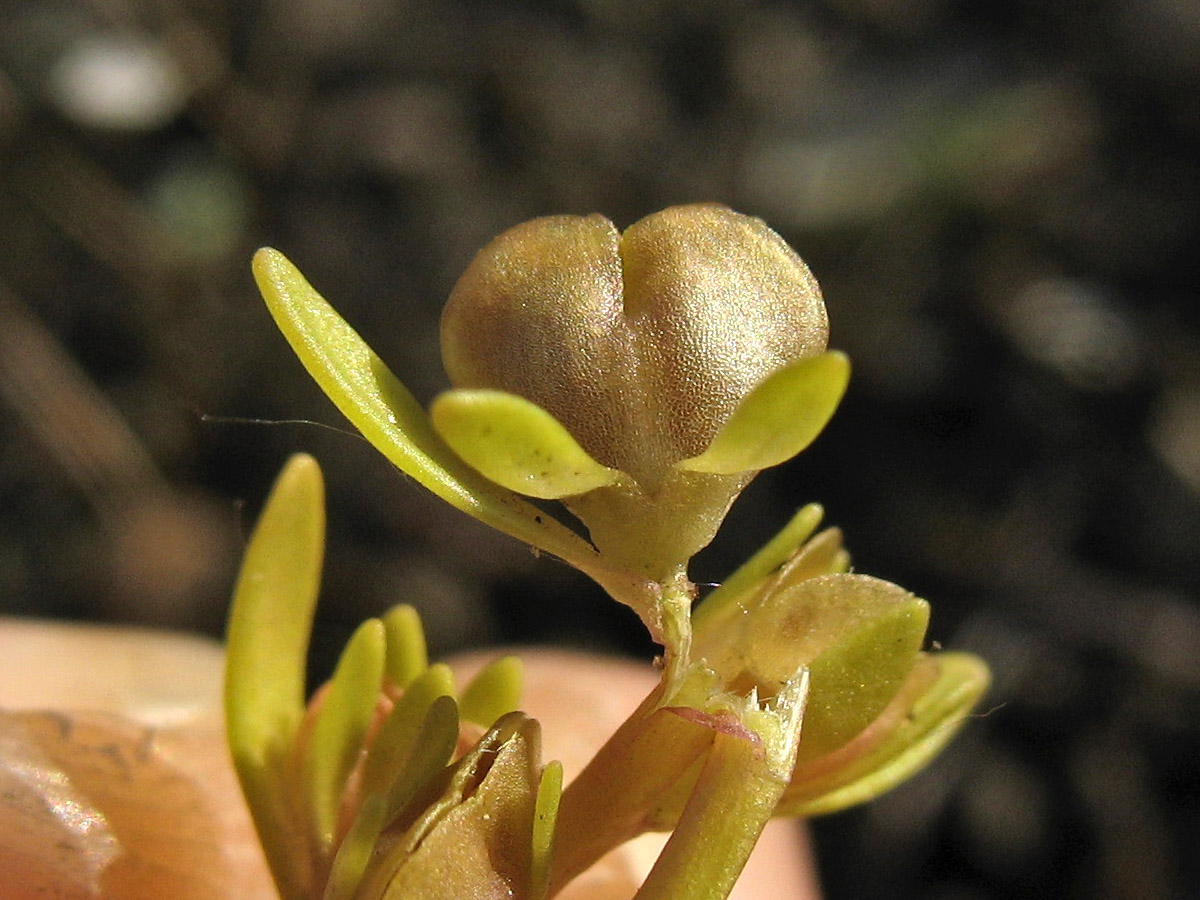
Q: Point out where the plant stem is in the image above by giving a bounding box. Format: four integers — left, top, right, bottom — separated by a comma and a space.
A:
631, 729, 786, 900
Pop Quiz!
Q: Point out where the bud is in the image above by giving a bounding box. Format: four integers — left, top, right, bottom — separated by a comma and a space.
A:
435, 205, 849, 584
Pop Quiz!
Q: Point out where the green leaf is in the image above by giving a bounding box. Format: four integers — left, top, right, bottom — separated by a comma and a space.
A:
692, 503, 825, 633
327, 694, 461, 900
431, 389, 622, 499
769, 575, 929, 765
253, 248, 601, 573
780, 652, 990, 816
302, 618, 386, 852
677, 351, 850, 475
360, 714, 542, 900
400, 711, 530, 855
324, 793, 388, 900
380, 694, 461, 824
771, 526, 851, 584
224, 453, 324, 900
459, 655, 523, 727
358, 663, 456, 810
531, 761, 563, 900
381, 604, 427, 690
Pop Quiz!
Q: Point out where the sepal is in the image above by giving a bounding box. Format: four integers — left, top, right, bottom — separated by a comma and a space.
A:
780, 651, 990, 816
677, 352, 849, 476
431, 389, 622, 499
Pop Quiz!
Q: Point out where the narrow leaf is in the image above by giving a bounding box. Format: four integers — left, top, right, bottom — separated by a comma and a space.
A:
253, 248, 601, 573
303, 619, 386, 852
357, 713, 538, 900
692, 504, 824, 632
380, 695, 460, 824
531, 761, 563, 900
324, 793, 387, 900
224, 453, 324, 900
376, 718, 543, 900
381, 604, 427, 690
359, 664, 456, 807
459, 655, 523, 727
327, 693, 463, 900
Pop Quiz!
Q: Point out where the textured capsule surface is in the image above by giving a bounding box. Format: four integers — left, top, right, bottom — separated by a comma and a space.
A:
441, 204, 828, 489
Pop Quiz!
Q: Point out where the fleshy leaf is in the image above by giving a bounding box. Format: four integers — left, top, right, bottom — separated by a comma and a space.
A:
770, 527, 851, 585
431, 389, 622, 499
381, 604, 427, 690
531, 761, 563, 900
324, 793, 387, 900
253, 248, 601, 574
379, 694, 460, 823
764, 575, 929, 765
225, 453, 324, 900
396, 712, 530, 857
780, 651, 990, 816
359, 664, 456, 805
327, 693, 462, 900
459, 655, 523, 727
691, 504, 825, 633
694, 525, 852, 649
302, 618, 386, 852
677, 351, 850, 475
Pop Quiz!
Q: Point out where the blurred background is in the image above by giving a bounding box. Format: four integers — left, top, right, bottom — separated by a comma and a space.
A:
0, 1, 1197, 898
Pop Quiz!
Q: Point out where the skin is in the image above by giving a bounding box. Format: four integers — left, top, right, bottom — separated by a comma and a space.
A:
0, 620, 822, 900
0, 619, 272, 900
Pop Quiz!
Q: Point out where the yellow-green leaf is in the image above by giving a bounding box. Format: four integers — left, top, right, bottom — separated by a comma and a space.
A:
380, 694, 460, 824
303, 618, 386, 852
358, 663, 456, 806
694, 573, 929, 766
677, 352, 850, 475
691, 504, 825, 633
360, 714, 542, 900
431, 389, 622, 499
774, 575, 929, 765
324, 793, 388, 900
459, 655, 523, 727
780, 652, 990, 816
224, 453, 324, 900
531, 760, 563, 900
382, 604, 427, 690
